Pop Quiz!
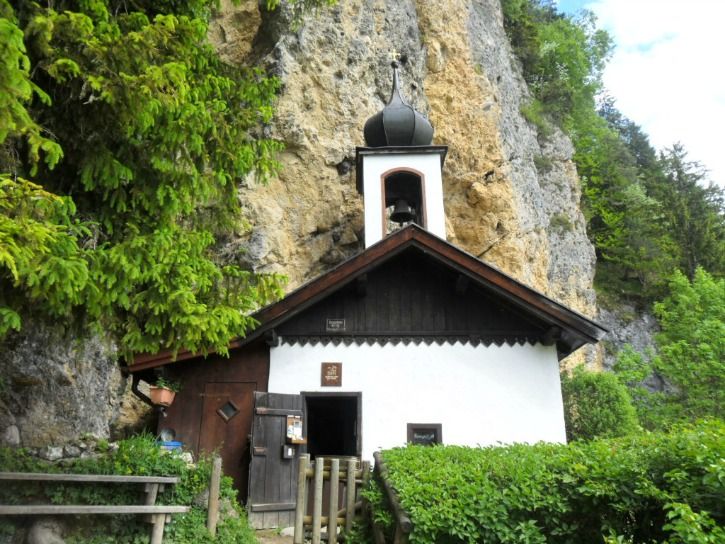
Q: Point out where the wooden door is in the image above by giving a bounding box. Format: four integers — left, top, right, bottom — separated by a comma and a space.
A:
198, 382, 255, 501
247, 392, 304, 529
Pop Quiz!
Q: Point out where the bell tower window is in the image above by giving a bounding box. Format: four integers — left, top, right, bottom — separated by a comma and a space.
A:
383, 170, 425, 234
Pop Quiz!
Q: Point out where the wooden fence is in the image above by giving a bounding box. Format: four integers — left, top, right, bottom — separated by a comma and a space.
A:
369, 452, 413, 544
293, 455, 370, 544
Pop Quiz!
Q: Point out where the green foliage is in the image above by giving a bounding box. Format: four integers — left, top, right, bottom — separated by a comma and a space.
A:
574, 109, 680, 300
0, 0, 62, 172
519, 99, 552, 137
503, 2, 725, 304
0, 434, 256, 543
615, 269, 724, 429
360, 477, 394, 540
265, 0, 337, 26
0, 0, 303, 356
549, 212, 574, 233
561, 366, 639, 441
502, 0, 612, 131
366, 421, 724, 544
655, 145, 725, 278
0, 176, 89, 335
154, 376, 182, 392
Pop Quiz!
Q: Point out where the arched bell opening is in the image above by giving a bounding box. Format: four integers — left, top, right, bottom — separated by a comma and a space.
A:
382, 170, 426, 235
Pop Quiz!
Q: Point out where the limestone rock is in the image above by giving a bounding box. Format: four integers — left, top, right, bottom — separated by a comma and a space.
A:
2, 425, 20, 447
39, 446, 64, 462
63, 445, 81, 458
597, 305, 658, 370
27, 519, 65, 544
0, 324, 124, 448
219, 0, 598, 353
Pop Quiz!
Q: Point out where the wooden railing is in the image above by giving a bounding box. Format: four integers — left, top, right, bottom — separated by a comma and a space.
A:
370, 452, 413, 544
0, 472, 189, 544
293, 454, 370, 544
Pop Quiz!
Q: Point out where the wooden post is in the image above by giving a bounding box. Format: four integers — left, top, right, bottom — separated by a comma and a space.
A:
294, 454, 309, 544
328, 459, 340, 544
393, 525, 409, 544
345, 458, 357, 535
144, 482, 160, 523
150, 513, 166, 544
312, 457, 324, 544
144, 482, 160, 506
207, 456, 222, 536
362, 461, 371, 486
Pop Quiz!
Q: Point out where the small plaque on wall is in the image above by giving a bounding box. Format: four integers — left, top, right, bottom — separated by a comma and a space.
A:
326, 318, 346, 332
321, 362, 342, 387
407, 423, 443, 446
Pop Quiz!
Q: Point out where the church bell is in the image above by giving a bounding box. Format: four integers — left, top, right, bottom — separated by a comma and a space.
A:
390, 199, 416, 224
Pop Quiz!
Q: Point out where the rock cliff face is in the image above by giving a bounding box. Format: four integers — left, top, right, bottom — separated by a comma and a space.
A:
218, 0, 596, 318
0, 0, 602, 450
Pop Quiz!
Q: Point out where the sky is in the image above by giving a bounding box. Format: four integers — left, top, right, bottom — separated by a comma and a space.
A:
556, 0, 725, 187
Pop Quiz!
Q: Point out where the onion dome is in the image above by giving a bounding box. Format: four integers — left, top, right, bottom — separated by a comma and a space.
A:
364, 62, 434, 147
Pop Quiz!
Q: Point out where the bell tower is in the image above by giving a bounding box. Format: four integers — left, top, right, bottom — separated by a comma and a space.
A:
356, 62, 447, 247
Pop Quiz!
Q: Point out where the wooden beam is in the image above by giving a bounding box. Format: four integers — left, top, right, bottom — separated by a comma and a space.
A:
542, 326, 562, 346
255, 407, 304, 417
356, 274, 367, 296
455, 274, 469, 295
0, 505, 190, 515
0, 472, 179, 484
264, 329, 279, 347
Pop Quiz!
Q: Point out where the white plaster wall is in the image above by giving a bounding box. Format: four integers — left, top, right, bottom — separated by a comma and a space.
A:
361, 153, 446, 246
268, 341, 566, 460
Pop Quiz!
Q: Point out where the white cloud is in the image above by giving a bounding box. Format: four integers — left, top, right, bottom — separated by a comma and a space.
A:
584, 0, 725, 186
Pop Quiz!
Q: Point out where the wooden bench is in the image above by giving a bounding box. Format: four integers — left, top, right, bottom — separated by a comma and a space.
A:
0, 472, 191, 544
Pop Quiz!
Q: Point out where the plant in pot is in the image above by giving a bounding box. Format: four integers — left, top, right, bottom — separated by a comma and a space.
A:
149, 377, 181, 407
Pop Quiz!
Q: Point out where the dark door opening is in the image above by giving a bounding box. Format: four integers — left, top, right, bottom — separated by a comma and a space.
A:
304, 393, 361, 459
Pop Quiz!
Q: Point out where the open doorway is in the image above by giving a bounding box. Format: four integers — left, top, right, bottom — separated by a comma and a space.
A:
303, 392, 361, 459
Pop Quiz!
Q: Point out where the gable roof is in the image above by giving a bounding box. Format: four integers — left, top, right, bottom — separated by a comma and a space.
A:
130, 225, 606, 371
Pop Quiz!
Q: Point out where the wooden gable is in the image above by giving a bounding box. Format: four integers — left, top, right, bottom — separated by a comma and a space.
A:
129, 225, 606, 370
276, 248, 548, 346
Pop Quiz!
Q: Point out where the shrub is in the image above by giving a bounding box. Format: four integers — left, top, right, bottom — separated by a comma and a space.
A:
369, 421, 724, 544
614, 269, 725, 430
561, 366, 639, 441
0, 434, 256, 543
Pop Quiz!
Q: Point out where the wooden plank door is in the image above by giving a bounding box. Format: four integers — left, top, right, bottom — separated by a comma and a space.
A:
198, 382, 256, 501
247, 392, 304, 529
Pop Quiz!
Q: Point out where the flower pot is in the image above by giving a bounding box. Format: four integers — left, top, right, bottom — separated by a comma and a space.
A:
149, 386, 176, 407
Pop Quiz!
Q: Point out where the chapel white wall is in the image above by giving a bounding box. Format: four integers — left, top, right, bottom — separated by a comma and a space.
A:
268, 341, 566, 460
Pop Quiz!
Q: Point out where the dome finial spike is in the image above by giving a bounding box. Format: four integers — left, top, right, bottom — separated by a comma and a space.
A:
389, 60, 406, 105
363, 57, 434, 147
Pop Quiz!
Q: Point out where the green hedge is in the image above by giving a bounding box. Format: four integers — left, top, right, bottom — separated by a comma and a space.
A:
562, 366, 640, 441
372, 421, 724, 543
0, 434, 256, 544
